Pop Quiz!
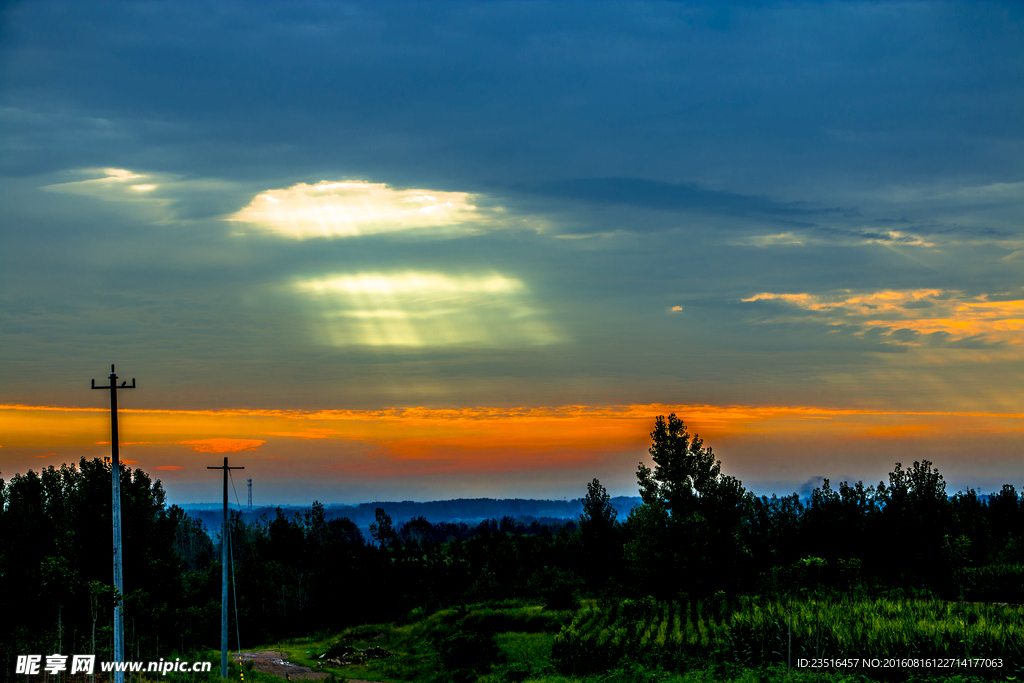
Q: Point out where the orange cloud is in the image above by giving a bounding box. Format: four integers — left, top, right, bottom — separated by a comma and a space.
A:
177, 438, 265, 453
4, 402, 1024, 444
263, 429, 341, 439
156, 465, 184, 471
744, 289, 1024, 346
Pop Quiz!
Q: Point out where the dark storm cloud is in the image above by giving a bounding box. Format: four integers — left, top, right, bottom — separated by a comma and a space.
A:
2, 1, 1021, 190
515, 177, 845, 220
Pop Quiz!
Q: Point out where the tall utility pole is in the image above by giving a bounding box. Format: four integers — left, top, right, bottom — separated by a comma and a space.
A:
208, 456, 244, 679
247, 478, 252, 512
90, 365, 135, 683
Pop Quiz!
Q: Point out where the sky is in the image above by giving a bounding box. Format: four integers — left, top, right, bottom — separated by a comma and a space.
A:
1, 1, 1022, 504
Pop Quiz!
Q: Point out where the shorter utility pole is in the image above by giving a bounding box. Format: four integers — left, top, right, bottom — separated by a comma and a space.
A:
247, 478, 252, 512
208, 457, 244, 679
90, 365, 135, 683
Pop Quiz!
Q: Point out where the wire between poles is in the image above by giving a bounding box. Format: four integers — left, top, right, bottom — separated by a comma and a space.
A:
228, 471, 244, 664
228, 521, 242, 662
229, 470, 244, 512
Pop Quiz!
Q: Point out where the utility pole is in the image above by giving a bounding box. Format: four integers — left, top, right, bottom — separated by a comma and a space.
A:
247, 478, 252, 512
208, 457, 244, 679
90, 365, 135, 683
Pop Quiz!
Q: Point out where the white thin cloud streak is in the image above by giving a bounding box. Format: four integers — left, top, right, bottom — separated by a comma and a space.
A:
43, 168, 162, 199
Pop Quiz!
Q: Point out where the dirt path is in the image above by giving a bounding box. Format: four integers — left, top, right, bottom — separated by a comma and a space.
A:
239, 651, 327, 680
238, 651, 385, 683
239, 649, 388, 682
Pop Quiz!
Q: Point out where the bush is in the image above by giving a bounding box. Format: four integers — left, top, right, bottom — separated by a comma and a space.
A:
530, 566, 583, 611
435, 629, 500, 682
962, 564, 1024, 602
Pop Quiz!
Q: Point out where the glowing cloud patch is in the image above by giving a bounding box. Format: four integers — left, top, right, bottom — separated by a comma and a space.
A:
230, 180, 494, 239
744, 289, 1024, 346
156, 465, 185, 471
295, 272, 559, 347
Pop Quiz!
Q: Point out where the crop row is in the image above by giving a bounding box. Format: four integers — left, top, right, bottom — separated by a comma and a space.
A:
552, 597, 1024, 679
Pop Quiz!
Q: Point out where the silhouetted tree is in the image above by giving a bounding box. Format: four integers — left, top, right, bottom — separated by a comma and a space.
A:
879, 460, 953, 586
370, 507, 398, 550
579, 478, 620, 590
627, 414, 750, 599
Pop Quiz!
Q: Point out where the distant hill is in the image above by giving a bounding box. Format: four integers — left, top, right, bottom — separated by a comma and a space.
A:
181, 496, 643, 536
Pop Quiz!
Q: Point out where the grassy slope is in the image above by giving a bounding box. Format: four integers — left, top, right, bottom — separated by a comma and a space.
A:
239, 600, 998, 683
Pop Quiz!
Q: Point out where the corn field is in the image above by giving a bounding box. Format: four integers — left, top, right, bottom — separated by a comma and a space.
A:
552, 596, 1024, 679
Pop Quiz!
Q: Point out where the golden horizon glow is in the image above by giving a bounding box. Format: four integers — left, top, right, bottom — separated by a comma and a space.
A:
229, 180, 494, 239
744, 289, 1024, 346
3, 401, 1024, 483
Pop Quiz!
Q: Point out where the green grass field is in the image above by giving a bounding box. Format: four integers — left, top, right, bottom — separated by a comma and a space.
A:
221, 597, 1020, 683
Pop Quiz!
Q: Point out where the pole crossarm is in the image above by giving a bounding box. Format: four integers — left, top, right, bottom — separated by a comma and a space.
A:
207, 462, 247, 472
88, 364, 137, 683
209, 457, 244, 679
91, 378, 135, 389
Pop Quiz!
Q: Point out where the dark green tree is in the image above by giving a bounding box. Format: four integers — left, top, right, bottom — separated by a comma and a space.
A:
879, 460, 953, 587
581, 478, 617, 531
626, 414, 750, 599
578, 478, 620, 590
370, 507, 398, 550
986, 484, 1021, 562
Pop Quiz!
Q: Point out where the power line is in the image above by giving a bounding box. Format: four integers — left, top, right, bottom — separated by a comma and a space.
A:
90, 365, 135, 683
228, 470, 245, 663
225, 473, 246, 671
207, 456, 244, 679
230, 470, 243, 511
227, 518, 242, 666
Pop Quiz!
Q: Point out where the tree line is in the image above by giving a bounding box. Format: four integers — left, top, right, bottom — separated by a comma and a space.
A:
1, 414, 1021, 675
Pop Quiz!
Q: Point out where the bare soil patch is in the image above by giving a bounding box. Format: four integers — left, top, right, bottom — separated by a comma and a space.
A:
240, 648, 388, 682
239, 651, 329, 680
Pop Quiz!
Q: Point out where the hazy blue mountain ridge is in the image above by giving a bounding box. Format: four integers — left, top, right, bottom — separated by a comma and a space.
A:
182, 496, 643, 536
